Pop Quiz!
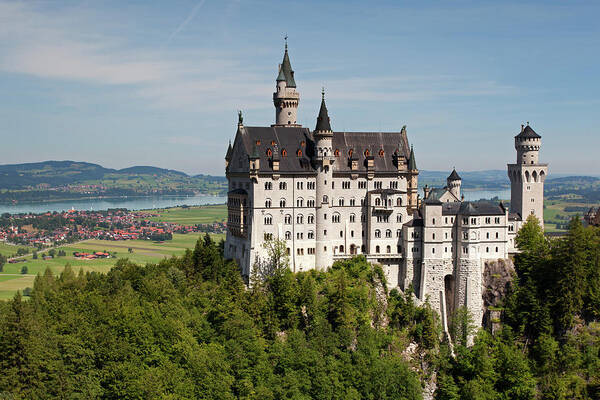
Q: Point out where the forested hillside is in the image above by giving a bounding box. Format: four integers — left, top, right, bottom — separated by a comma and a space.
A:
0, 220, 599, 399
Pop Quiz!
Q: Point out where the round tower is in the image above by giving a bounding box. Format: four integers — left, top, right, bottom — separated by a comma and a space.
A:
314, 90, 334, 269
272, 40, 300, 127
447, 168, 462, 199
515, 123, 541, 164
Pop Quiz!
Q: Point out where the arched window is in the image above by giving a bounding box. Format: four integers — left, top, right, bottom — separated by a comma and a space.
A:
350, 213, 356, 223
308, 214, 315, 224
332, 213, 341, 223
266, 148, 272, 157
396, 214, 402, 223
300, 140, 306, 147
308, 231, 314, 239
386, 245, 391, 253
376, 245, 380, 253
264, 215, 273, 225
255, 140, 261, 146
297, 214, 303, 224
386, 229, 392, 238
297, 149, 302, 157
284, 214, 292, 224
279, 182, 287, 190
532, 170, 538, 182
361, 245, 366, 253
396, 197, 402, 206
281, 149, 287, 157
297, 197, 303, 207
375, 198, 381, 206
334, 149, 340, 157
271, 140, 276, 146
339, 245, 344, 253
265, 198, 271, 208
525, 170, 530, 182
375, 229, 381, 238
280, 198, 286, 207
285, 231, 291, 240
364, 149, 370, 157
396, 229, 402, 238
322, 195, 328, 203
379, 149, 384, 157
264, 182, 272, 190
348, 149, 354, 157
338, 198, 344, 206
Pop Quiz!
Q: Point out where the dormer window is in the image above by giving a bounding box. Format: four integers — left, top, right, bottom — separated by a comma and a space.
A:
379, 149, 384, 157
364, 149, 370, 157
271, 140, 276, 146
281, 149, 287, 157
266, 148, 272, 157
348, 149, 354, 157
334, 149, 340, 157
300, 140, 306, 147
256, 140, 261, 146
297, 149, 303, 157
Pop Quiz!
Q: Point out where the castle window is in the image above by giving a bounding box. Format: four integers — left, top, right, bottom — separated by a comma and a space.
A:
339, 231, 343, 238
297, 232, 303, 240
297, 214, 303, 224
432, 233, 436, 240
340, 245, 344, 253
390, 181, 398, 189
338, 198, 344, 206
485, 217, 491, 224
265, 199, 272, 208
386, 229, 392, 238
486, 247, 489, 253
375, 229, 381, 238
348, 149, 354, 157
495, 247, 499, 252
350, 198, 356, 206
351, 230, 354, 237
307, 199, 315, 207
486, 232, 490, 239
374, 181, 382, 189
364, 149, 370, 157
323, 195, 328, 203
308, 214, 315, 224
297, 181, 303, 190
379, 149, 384, 157
324, 230, 327, 236
264, 215, 273, 225
462, 218, 468, 225
297, 198, 303, 207
308, 231, 314, 239
297, 149, 302, 157
350, 213, 356, 223
285, 231, 291, 240
495, 217, 500, 224
432, 248, 435, 254
307, 181, 315, 190
342, 182, 351, 189
301, 140, 306, 147
265, 182, 272, 190
280, 199, 286, 207
271, 140, 276, 146
376, 245, 380, 253
361, 245, 366, 253
387, 245, 391, 253
266, 148, 272, 157
264, 233, 273, 240
432, 218, 436, 225
358, 181, 367, 189
375, 198, 381, 206
284, 214, 291, 224
256, 140, 261, 146
334, 149, 340, 157
282, 149, 287, 157
332, 213, 341, 223
396, 229, 402, 238
397, 214, 402, 223
279, 182, 287, 190
496, 232, 499, 239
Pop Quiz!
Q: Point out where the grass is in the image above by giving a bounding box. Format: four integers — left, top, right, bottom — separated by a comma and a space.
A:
0, 232, 224, 300
544, 199, 593, 233
139, 204, 227, 224
0, 242, 36, 257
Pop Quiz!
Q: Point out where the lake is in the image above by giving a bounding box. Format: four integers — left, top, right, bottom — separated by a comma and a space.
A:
0, 189, 510, 215
0, 194, 228, 215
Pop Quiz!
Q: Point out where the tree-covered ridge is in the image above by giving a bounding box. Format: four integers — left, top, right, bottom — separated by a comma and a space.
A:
0, 235, 429, 399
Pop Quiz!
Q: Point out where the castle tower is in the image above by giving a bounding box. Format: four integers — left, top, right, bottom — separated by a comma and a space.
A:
272, 39, 300, 127
313, 90, 334, 269
507, 123, 548, 227
447, 168, 462, 199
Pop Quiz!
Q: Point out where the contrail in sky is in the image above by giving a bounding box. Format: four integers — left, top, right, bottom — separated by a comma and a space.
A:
167, 0, 207, 44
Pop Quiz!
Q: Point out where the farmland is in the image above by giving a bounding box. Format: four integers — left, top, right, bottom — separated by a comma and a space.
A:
140, 204, 227, 225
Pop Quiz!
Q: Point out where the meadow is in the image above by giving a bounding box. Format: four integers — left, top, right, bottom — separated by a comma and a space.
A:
0, 204, 228, 299
544, 199, 594, 232
139, 204, 227, 224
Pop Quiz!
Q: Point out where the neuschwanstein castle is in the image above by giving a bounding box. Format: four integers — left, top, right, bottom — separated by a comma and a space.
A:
224, 42, 548, 327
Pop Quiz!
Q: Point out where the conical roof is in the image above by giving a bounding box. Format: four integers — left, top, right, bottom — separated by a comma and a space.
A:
516, 124, 541, 139
225, 141, 233, 161
407, 145, 417, 170
276, 65, 286, 82
281, 46, 296, 88
447, 168, 461, 181
315, 91, 332, 133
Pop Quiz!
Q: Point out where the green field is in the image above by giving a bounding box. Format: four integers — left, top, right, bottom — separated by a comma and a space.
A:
544, 200, 593, 232
0, 233, 224, 300
140, 204, 227, 224
0, 242, 36, 257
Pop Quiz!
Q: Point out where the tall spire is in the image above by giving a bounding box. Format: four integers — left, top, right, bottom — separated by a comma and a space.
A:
315, 88, 332, 133
280, 37, 296, 88
408, 145, 417, 170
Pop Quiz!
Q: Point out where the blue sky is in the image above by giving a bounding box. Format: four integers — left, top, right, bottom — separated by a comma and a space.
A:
0, 0, 598, 176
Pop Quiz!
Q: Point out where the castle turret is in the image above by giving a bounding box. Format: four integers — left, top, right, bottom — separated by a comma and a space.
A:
507, 123, 548, 227
314, 90, 334, 269
447, 168, 462, 200
272, 39, 300, 127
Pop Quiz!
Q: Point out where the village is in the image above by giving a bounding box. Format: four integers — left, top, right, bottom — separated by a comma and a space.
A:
0, 208, 226, 249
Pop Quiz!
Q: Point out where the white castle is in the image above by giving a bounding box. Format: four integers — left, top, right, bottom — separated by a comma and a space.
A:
224, 43, 548, 327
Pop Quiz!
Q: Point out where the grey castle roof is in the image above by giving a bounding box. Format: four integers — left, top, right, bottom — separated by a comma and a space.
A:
516, 125, 541, 139
315, 95, 332, 133
441, 201, 506, 216
230, 125, 413, 175
225, 141, 233, 161
280, 48, 296, 88
408, 146, 417, 170
447, 168, 461, 181
427, 187, 450, 201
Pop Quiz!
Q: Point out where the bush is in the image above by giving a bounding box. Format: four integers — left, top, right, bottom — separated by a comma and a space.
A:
21, 265, 28, 274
